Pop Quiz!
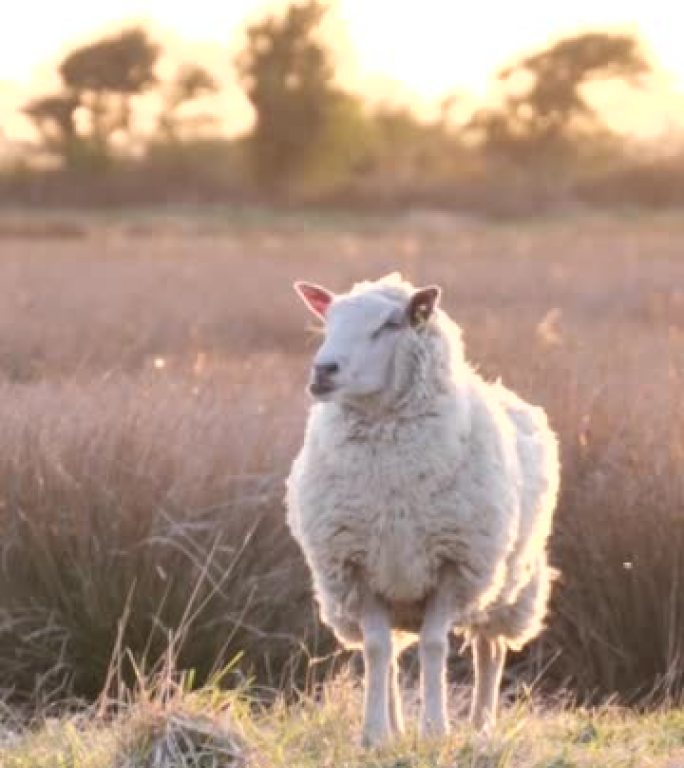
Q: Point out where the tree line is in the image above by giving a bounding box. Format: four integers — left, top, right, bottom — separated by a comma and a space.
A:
5, 1, 678, 210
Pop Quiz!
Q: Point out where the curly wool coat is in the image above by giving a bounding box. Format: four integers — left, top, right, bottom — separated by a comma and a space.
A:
286, 281, 559, 651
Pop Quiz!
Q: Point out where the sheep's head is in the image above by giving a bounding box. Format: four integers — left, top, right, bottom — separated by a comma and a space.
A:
293, 275, 441, 403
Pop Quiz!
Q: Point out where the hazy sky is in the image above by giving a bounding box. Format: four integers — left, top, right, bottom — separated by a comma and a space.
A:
2, 1, 684, 141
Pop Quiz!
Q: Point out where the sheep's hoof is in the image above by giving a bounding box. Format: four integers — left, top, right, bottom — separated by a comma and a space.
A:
470, 712, 496, 739
470, 724, 496, 754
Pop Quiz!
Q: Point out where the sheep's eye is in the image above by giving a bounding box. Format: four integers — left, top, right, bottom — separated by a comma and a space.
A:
371, 317, 403, 339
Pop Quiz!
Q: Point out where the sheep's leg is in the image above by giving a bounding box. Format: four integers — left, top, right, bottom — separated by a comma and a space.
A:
470, 634, 506, 732
419, 589, 453, 737
388, 655, 404, 735
360, 593, 393, 747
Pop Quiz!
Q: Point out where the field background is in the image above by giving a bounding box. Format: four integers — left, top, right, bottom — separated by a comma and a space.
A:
0, 208, 682, 765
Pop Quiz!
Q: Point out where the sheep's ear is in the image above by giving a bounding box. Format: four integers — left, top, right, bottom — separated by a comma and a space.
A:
407, 285, 441, 327
293, 281, 334, 320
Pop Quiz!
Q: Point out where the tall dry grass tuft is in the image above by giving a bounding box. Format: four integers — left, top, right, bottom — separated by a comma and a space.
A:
0, 368, 330, 705
0, 212, 681, 705
545, 356, 684, 703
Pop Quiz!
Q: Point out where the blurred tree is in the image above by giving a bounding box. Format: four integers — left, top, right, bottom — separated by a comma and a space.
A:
25, 27, 159, 169
235, 0, 369, 193
23, 93, 81, 165
60, 28, 158, 94
468, 32, 651, 167
60, 27, 159, 162
158, 64, 219, 140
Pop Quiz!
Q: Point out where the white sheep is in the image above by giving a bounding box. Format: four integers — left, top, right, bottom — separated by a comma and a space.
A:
286, 273, 559, 746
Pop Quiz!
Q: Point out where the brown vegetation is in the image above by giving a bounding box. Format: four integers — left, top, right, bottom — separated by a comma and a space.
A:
0, 210, 681, 707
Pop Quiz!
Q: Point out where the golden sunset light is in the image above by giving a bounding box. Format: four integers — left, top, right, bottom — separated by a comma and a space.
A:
1, 1, 684, 762
2, 0, 684, 141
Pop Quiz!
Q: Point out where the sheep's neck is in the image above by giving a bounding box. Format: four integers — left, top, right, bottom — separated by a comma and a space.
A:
339, 358, 455, 424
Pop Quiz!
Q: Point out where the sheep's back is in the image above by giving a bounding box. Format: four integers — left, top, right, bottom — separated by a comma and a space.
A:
501, 387, 558, 546
493, 383, 560, 599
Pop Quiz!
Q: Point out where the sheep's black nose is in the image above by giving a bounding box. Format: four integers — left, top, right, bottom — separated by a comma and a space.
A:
315, 362, 339, 377
310, 362, 339, 397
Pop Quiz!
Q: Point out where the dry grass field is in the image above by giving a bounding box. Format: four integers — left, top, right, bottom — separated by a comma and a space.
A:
0, 208, 681, 765
1, 676, 683, 767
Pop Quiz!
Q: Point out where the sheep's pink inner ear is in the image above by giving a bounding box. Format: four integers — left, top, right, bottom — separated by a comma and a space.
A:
293, 282, 334, 320
408, 286, 441, 327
